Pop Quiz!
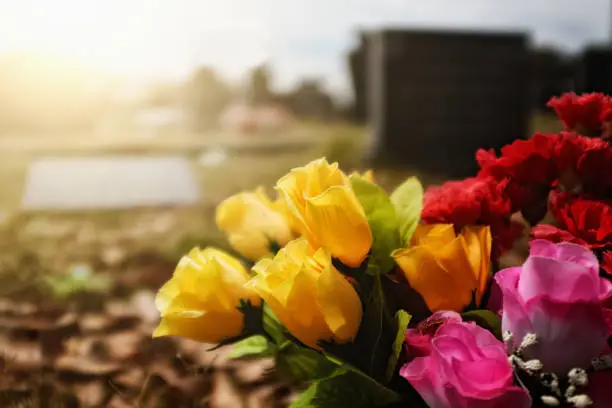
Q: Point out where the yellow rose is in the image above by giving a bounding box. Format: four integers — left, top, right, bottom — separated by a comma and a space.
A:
276, 158, 373, 267
154, 247, 260, 343
249, 238, 362, 348
216, 187, 294, 260
392, 224, 491, 312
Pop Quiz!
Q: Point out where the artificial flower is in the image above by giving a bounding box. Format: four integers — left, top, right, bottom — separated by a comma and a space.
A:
350, 169, 375, 183
495, 240, 612, 374
153, 247, 260, 343
421, 177, 522, 254
276, 158, 372, 267
216, 187, 294, 260
531, 193, 612, 249
476, 133, 558, 212
547, 92, 611, 135
248, 238, 362, 348
404, 311, 462, 358
392, 224, 492, 312
401, 319, 532, 408
553, 132, 612, 195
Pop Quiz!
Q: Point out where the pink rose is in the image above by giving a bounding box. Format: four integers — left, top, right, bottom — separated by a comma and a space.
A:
404, 311, 462, 358
401, 320, 531, 408
495, 240, 612, 374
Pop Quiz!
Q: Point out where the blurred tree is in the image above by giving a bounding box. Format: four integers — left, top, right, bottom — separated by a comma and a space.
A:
248, 65, 271, 106
284, 79, 336, 121
186, 67, 231, 133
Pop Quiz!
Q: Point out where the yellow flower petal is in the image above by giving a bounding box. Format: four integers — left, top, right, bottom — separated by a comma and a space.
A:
249, 237, 362, 348
393, 224, 491, 312
305, 186, 372, 267
153, 309, 244, 343
153, 247, 260, 343
462, 226, 492, 304
316, 249, 363, 342
216, 187, 293, 260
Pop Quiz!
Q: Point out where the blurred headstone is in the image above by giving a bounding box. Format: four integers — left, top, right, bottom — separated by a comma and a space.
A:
21, 156, 200, 211
348, 33, 370, 123
358, 29, 530, 177
578, 45, 612, 94
530, 48, 576, 110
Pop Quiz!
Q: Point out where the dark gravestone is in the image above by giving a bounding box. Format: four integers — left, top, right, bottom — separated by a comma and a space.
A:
364, 29, 530, 178
578, 46, 612, 95
530, 48, 576, 111
348, 33, 370, 123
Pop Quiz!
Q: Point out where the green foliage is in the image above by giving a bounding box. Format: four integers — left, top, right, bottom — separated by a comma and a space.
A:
350, 175, 402, 275
390, 177, 424, 246
262, 303, 286, 344
385, 310, 412, 382
229, 335, 277, 359
290, 365, 400, 408
321, 272, 396, 383
462, 309, 503, 340
44, 264, 111, 299
276, 341, 337, 382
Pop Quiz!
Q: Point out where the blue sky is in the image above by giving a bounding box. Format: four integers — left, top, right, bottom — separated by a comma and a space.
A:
0, 0, 610, 99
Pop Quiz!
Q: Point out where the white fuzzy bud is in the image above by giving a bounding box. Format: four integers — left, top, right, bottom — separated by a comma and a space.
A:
568, 368, 589, 387
503, 330, 513, 344
541, 395, 560, 406
522, 359, 543, 372
591, 354, 612, 371
519, 333, 538, 350
567, 394, 593, 407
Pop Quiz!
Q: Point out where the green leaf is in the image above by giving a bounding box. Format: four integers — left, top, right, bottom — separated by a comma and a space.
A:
229, 335, 276, 359
290, 366, 400, 408
276, 342, 337, 382
385, 309, 412, 382
262, 302, 285, 344
462, 309, 502, 340
350, 175, 402, 274
390, 177, 424, 245
44, 264, 111, 299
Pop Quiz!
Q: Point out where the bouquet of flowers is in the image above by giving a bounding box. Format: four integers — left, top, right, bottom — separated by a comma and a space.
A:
152, 92, 612, 408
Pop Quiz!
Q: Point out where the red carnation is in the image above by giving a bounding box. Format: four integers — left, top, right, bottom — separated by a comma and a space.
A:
476, 133, 558, 212
421, 177, 523, 255
547, 92, 612, 135
553, 132, 612, 195
532, 193, 611, 253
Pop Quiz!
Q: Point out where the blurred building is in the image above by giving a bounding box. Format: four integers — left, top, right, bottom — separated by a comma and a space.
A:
350, 28, 530, 177
348, 33, 370, 123
530, 47, 577, 111
577, 45, 612, 95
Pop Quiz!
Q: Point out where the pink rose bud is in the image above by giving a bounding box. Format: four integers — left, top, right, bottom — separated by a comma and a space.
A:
401, 320, 531, 408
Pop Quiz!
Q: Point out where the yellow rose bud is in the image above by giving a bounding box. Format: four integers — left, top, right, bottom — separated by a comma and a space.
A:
248, 238, 362, 348
392, 224, 492, 312
276, 158, 373, 267
154, 247, 260, 343
216, 187, 294, 260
